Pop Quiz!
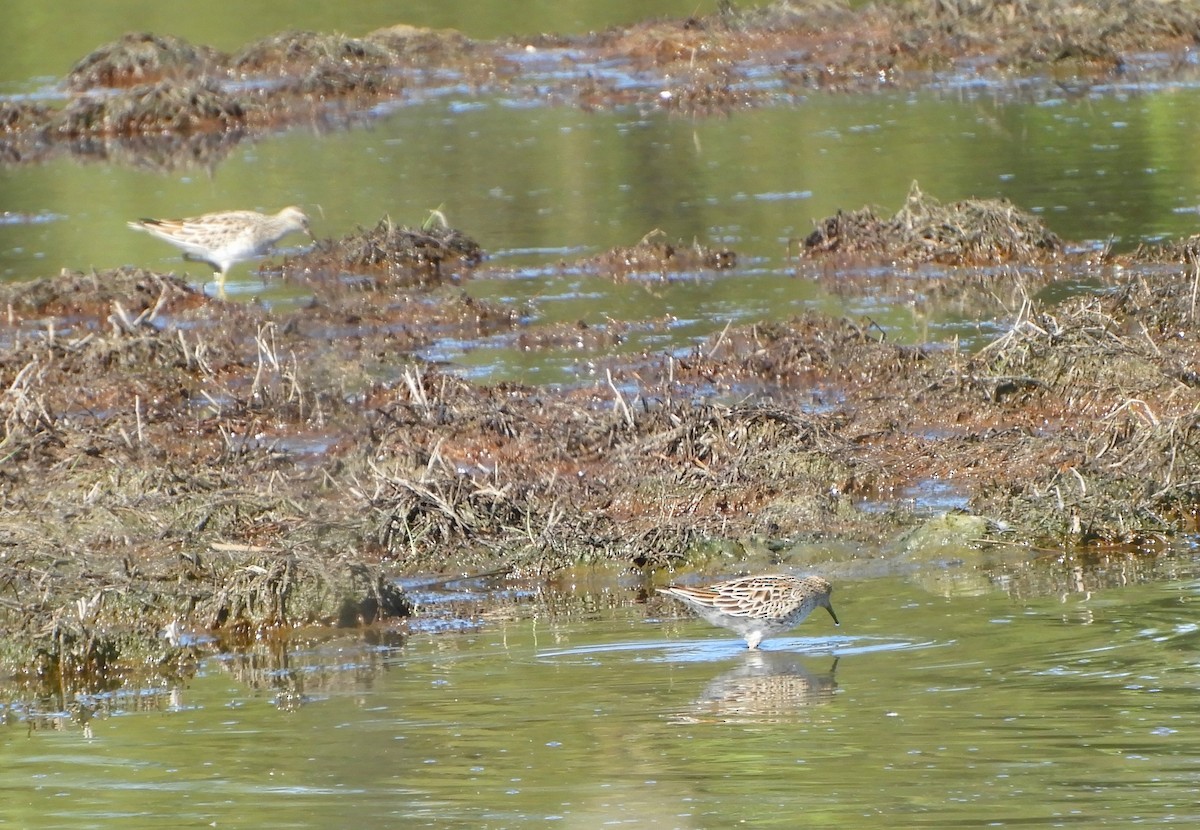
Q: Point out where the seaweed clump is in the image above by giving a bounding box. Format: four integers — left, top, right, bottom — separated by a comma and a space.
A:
50, 78, 250, 136
232, 31, 396, 75
65, 32, 226, 91
364, 24, 476, 65
289, 215, 485, 288
803, 181, 1062, 264
582, 229, 738, 278
0, 101, 52, 133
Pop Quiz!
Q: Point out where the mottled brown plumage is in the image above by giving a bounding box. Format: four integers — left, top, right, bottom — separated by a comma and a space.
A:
128, 206, 311, 292
659, 574, 839, 649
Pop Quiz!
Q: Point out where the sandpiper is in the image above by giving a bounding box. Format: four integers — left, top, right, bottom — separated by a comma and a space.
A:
127, 206, 312, 294
658, 574, 839, 649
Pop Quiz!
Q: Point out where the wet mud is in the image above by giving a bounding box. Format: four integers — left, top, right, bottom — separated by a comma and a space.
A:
5, 0, 1200, 691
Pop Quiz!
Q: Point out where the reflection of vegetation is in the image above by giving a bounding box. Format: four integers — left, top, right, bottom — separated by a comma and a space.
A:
84, 130, 246, 174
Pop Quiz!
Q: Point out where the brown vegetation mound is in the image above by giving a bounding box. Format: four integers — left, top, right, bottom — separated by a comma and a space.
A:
13, 0, 1200, 694
803, 182, 1062, 264
50, 79, 249, 137
64, 32, 226, 91
899, 0, 1200, 67
9, 247, 1200, 685
581, 230, 737, 278
232, 31, 396, 74
365, 24, 476, 63
286, 216, 485, 288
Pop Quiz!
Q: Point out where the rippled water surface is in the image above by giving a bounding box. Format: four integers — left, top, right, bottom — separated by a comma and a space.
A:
5, 560, 1200, 828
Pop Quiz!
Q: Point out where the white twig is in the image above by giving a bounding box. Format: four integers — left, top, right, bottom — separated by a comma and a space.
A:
607, 368, 635, 427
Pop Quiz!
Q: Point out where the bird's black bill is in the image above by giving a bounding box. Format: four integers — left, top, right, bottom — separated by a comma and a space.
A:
826, 605, 840, 626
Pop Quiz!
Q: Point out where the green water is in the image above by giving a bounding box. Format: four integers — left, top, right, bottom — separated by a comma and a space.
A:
4, 563, 1198, 828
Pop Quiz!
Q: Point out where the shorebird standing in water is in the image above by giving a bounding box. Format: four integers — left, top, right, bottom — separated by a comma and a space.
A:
128, 206, 311, 294
658, 574, 839, 649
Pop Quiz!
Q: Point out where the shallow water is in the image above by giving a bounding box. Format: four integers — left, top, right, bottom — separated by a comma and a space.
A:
6, 89, 1200, 382
4, 555, 1199, 827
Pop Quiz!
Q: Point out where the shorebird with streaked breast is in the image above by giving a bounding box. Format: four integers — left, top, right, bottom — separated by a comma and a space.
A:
658, 574, 839, 649
127, 206, 312, 294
